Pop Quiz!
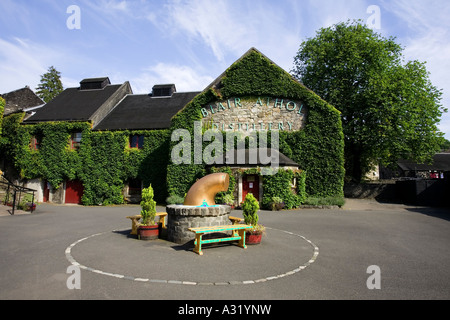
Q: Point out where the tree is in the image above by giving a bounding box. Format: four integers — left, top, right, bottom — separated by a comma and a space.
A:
292, 20, 446, 181
0, 96, 4, 136
36, 66, 64, 103
441, 139, 450, 152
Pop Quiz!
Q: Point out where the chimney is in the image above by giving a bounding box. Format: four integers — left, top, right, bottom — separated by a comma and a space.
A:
151, 84, 176, 97
80, 77, 111, 90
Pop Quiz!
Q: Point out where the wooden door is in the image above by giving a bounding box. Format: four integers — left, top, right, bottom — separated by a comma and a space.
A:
65, 180, 84, 204
242, 175, 259, 202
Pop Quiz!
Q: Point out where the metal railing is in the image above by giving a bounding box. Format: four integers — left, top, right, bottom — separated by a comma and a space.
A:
0, 175, 36, 215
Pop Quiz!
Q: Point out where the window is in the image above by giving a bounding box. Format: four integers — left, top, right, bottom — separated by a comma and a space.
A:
30, 136, 41, 151
70, 132, 82, 150
129, 135, 144, 149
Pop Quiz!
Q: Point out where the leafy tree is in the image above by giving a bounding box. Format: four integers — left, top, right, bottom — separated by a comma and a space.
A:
441, 139, 450, 152
0, 97, 4, 135
292, 20, 446, 181
36, 66, 64, 103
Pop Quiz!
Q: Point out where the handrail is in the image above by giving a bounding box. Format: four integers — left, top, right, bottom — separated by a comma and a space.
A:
0, 175, 37, 215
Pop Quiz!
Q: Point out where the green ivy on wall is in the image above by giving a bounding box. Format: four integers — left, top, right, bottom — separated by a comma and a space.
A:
0, 113, 171, 205
1, 49, 345, 207
167, 49, 345, 200
262, 169, 306, 210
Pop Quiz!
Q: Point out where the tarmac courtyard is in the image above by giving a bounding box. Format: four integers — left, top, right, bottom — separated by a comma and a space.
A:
0, 199, 449, 301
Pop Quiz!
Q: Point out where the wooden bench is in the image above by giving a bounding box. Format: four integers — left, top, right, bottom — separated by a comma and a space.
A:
229, 216, 244, 236
229, 216, 244, 225
188, 224, 252, 255
126, 212, 167, 235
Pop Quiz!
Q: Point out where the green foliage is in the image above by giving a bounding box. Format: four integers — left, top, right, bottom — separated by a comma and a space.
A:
303, 196, 346, 207
36, 66, 64, 103
167, 49, 345, 198
0, 113, 171, 206
78, 130, 127, 205
2, 49, 345, 206
140, 185, 156, 226
12, 120, 90, 188
0, 97, 4, 136
242, 193, 259, 226
262, 169, 306, 210
166, 194, 185, 205
272, 196, 283, 204
210, 166, 236, 204
222, 193, 234, 205
441, 139, 450, 152
292, 20, 446, 181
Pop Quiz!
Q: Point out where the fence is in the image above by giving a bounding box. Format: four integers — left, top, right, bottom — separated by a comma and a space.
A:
0, 177, 36, 215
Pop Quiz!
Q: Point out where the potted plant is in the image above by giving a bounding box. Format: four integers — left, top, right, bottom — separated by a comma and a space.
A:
223, 193, 235, 209
271, 196, 285, 211
242, 193, 265, 245
138, 185, 158, 240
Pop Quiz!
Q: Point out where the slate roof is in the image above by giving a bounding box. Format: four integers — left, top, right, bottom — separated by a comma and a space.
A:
398, 153, 450, 172
94, 91, 200, 130
1, 87, 44, 115
24, 83, 126, 123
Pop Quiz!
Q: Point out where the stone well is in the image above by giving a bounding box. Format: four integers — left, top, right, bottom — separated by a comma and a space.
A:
166, 205, 232, 244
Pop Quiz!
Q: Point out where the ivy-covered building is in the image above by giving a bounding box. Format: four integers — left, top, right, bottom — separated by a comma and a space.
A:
0, 48, 345, 208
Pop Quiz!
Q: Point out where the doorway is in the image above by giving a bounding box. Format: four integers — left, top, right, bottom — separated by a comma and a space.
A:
43, 181, 50, 202
65, 180, 84, 204
242, 175, 259, 202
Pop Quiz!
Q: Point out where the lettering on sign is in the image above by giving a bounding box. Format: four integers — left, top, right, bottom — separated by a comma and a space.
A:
200, 96, 307, 132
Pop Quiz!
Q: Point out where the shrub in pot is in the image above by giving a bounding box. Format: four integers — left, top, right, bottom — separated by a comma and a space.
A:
242, 193, 265, 245
138, 185, 158, 240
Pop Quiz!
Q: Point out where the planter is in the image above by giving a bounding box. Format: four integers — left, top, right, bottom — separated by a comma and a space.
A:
138, 224, 159, 240
24, 203, 36, 212
245, 232, 262, 245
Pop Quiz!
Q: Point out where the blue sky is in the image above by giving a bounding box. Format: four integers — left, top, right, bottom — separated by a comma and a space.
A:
1, 0, 449, 139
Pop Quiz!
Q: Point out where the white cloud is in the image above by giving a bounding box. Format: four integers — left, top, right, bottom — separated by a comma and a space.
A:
382, 0, 450, 138
160, 0, 249, 62
130, 63, 214, 94
0, 37, 97, 93
150, 0, 372, 73
0, 38, 49, 93
302, 0, 369, 30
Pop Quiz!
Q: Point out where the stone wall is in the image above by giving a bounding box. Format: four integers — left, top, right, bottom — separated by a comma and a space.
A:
201, 96, 307, 132
166, 205, 231, 244
344, 181, 397, 202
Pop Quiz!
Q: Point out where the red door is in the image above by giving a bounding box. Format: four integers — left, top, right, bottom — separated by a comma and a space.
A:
243, 175, 259, 202
65, 180, 84, 204
43, 181, 50, 202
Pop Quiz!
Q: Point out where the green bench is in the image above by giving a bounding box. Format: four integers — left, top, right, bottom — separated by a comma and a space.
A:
188, 224, 253, 255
